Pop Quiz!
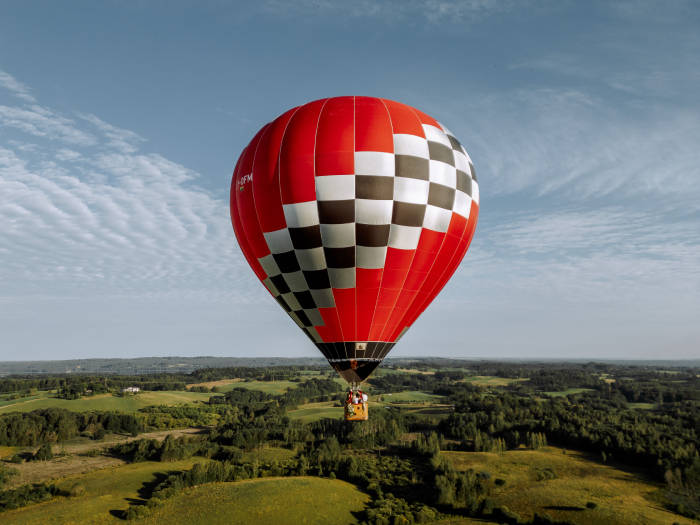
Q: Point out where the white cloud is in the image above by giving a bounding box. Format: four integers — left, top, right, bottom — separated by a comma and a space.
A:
0, 104, 97, 146
0, 78, 258, 306
448, 88, 700, 205
261, 0, 516, 23
0, 70, 36, 103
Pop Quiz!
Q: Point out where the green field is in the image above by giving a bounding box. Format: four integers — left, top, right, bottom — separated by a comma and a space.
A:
443, 447, 695, 525
188, 378, 301, 395
1, 458, 205, 524
541, 388, 594, 397
628, 402, 656, 410
235, 380, 300, 394
288, 394, 452, 423
462, 376, 529, 387
139, 477, 369, 525
0, 390, 212, 413
380, 391, 444, 403
288, 401, 343, 422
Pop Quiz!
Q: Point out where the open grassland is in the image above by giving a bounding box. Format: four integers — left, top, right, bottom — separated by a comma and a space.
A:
139, 477, 369, 525
6, 428, 205, 488
232, 379, 300, 394
186, 378, 301, 394
288, 401, 343, 422
542, 388, 595, 397
288, 397, 453, 423
443, 447, 695, 525
462, 376, 529, 387
379, 390, 444, 403
0, 390, 212, 413
1, 458, 205, 525
628, 402, 657, 410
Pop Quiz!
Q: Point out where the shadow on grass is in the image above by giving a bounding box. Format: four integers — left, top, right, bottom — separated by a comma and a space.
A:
544, 505, 585, 511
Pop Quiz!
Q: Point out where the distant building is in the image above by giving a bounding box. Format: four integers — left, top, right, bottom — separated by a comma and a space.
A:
122, 386, 140, 393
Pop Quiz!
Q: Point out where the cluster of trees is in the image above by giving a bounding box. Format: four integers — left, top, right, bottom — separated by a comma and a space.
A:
0, 408, 143, 445
0, 483, 59, 512
110, 434, 217, 462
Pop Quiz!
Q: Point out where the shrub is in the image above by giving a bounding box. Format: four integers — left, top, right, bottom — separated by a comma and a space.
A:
33, 443, 53, 461
586, 501, 597, 509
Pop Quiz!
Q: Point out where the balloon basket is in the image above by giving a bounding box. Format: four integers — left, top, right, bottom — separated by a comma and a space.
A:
344, 386, 368, 421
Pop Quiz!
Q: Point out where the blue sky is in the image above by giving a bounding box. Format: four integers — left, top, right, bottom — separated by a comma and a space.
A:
1, 0, 699, 361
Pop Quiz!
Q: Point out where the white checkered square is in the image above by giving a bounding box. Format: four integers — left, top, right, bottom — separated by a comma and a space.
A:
281, 292, 302, 310
394, 177, 429, 205
422, 124, 452, 148
429, 160, 457, 189
263, 228, 294, 254
388, 224, 422, 250
311, 288, 335, 308
283, 201, 319, 228
262, 277, 279, 296
357, 246, 387, 269
258, 254, 281, 276
393, 134, 430, 158
453, 149, 469, 173
283, 270, 308, 292
453, 191, 472, 219
304, 308, 324, 326
295, 247, 326, 271
328, 267, 355, 289
315, 175, 355, 201
423, 204, 452, 233
356, 199, 393, 225
354, 151, 394, 177
472, 180, 480, 205
320, 223, 355, 247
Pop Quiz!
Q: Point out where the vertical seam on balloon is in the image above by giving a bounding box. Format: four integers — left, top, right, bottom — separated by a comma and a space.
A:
249, 123, 273, 256
375, 102, 424, 342
392, 104, 455, 340
352, 95, 357, 349
311, 98, 343, 354
366, 97, 396, 347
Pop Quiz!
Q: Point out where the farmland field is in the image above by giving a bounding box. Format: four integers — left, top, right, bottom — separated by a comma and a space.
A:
287, 401, 343, 422
462, 376, 529, 387
0, 390, 212, 413
443, 447, 696, 525
139, 477, 369, 525
379, 390, 444, 403
186, 378, 300, 394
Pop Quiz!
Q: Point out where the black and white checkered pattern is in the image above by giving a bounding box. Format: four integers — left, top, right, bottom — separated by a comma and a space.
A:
258, 214, 334, 344
254, 121, 478, 346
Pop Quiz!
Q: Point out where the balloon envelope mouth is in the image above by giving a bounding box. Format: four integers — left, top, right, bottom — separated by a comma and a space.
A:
317, 341, 395, 383
330, 359, 382, 383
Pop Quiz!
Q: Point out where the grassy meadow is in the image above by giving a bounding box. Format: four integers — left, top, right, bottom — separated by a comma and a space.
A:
0, 390, 212, 413
139, 477, 369, 525
443, 447, 696, 525
1, 458, 205, 525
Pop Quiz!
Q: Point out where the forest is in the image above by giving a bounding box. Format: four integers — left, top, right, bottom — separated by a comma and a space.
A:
0, 360, 698, 524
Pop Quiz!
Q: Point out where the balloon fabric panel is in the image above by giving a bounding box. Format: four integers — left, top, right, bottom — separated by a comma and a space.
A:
230, 97, 479, 383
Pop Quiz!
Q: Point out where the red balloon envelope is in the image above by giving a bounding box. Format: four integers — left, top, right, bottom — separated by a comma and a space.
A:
230, 97, 479, 384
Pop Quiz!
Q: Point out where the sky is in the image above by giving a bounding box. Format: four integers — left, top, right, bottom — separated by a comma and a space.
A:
1, 0, 699, 361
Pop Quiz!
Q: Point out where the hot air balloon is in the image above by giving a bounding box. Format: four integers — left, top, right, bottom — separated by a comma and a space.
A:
230, 97, 479, 420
